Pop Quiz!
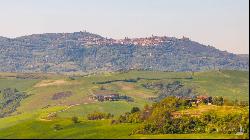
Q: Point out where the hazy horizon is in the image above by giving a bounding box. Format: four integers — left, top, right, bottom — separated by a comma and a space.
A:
0, 0, 249, 54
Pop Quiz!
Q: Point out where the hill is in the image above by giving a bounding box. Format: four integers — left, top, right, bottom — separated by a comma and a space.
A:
0, 32, 248, 73
0, 70, 248, 139
0, 70, 248, 117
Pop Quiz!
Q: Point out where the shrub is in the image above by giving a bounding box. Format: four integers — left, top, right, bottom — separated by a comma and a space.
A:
68, 76, 75, 80
239, 101, 249, 107
87, 112, 113, 120
110, 119, 119, 125
212, 96, 224, 106
53, 124, 63, 131
116, 96, 249, 135
131, 107, 140, 114
100, 86, 105, 90
117, 112, 130, 123
105, 113, 114, 119
0, 88, 28, 118
72, 116, 79, 123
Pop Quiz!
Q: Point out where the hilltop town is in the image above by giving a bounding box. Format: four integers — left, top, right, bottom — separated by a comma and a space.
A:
47, 31, 186, 47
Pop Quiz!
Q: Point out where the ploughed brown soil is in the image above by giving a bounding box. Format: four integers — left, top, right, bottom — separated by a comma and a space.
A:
52, 91, 72, 100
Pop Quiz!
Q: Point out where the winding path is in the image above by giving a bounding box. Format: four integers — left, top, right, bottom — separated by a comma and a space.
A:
39, 104, 80, 121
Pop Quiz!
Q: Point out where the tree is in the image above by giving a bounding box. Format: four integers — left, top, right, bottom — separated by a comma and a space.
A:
100, 86, 105, 90
68, 76, 75, 80
239, 101, 248, 107
53, 124, 63, 131
128, 112, 143, 123
191, 71, 195, 78
131, 107, 140, 114
87, 112, 113, 120
117, 112, 130, 123
105, 113, 114, 119
233, 98, 239, 106
118, 96, 249, 135
142, 104, 152, 120
72, 116, 79, 123
212, 96, 224, 106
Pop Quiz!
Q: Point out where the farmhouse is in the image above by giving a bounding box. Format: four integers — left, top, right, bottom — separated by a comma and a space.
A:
90, 90, 134, 102
179, 95, 213, 106
196, 95, 212, 104
91, 92, 119, 102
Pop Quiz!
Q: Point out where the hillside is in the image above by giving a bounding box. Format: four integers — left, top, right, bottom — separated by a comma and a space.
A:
0, 70, 248, 116
0, 32, 248, 73
0, 70, 248, 139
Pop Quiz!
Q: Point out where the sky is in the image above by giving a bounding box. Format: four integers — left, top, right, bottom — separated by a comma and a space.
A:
0, 0, 249, 54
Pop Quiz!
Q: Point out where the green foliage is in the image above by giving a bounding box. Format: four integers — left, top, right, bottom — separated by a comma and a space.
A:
143, 81, 196, 101
128, 112, 142, 123
71, 116, 79, 124
118, 96, 250, 135
0, 88, 28, 118
117, 112, 130, 123
53, 124, 63, 131
239, 101, 249, 107
68, 76, 76, 80
116, 106, 147, 124
224, 99, 249, 107
94, 78, 139, 85
118, 97, 195, 131
131, 107, 140, 114
133, 109, 249, 135
212, 96, 224, 106
87, 112, 113, 120
0, 31, 248, 73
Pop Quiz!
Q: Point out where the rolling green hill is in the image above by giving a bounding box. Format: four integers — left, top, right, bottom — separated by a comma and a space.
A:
0, 70, 248, 139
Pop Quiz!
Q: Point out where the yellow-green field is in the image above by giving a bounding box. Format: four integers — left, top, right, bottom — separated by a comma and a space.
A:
0, 110, 247, 139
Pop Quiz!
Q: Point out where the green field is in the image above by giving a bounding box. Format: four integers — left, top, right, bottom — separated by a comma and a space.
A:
0, 114, 247, 139
0, 70, 248, 139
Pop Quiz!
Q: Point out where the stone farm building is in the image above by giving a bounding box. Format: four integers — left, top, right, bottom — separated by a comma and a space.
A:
91, 90, 119, 101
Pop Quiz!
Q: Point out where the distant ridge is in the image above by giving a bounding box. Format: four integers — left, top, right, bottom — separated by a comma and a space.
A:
0, 31, 248, 73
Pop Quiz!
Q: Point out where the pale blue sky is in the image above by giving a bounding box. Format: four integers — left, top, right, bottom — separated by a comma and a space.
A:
0, 0, 249, 54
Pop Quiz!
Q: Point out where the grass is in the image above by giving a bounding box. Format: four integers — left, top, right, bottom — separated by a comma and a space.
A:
57, 101, 144, 119
0, 79, 39, 92
173, 104, 249, 117
0, 70, 248, 139
0, 116, 247, 139
0, 106, 66, 129
129, 134, 248, 139
0, 117, 139, 139
1, 70, 249, 117
187, 70, 249, 101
